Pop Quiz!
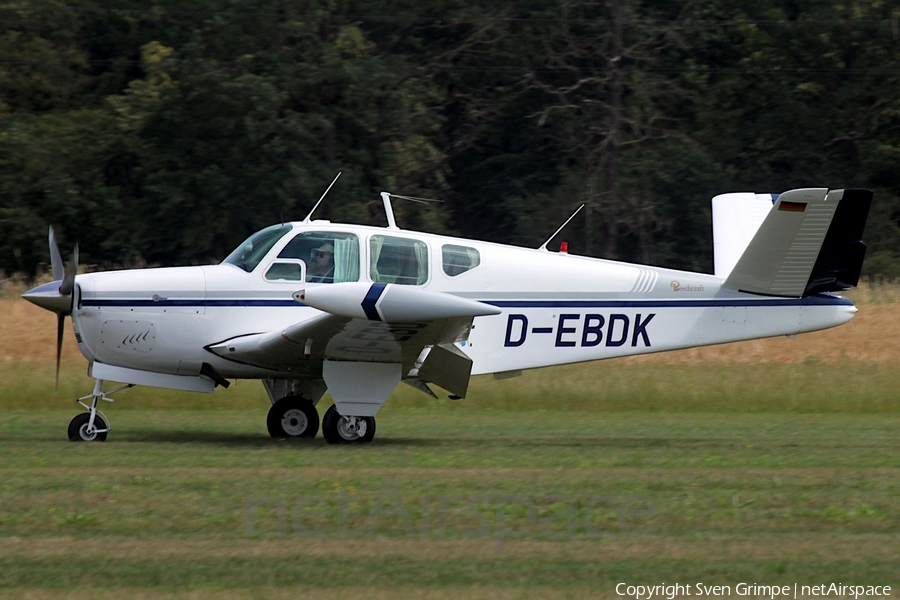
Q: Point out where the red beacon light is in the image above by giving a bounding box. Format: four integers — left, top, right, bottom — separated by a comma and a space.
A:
559, 241, 568, 254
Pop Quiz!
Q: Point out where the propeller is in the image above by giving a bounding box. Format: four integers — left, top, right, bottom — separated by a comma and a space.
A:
49, 226, 64, 281
59, 240, 78, 296
21, 227, 79, 391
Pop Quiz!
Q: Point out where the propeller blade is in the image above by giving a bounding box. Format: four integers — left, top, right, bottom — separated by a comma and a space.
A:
59, 243, 78, 297
23, 241, 77, 315
56, 313, 65, 393
49, 226, 64, 281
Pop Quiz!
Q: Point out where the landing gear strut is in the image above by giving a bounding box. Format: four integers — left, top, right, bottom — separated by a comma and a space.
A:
266, 396, 319, 438
68, 379, 129, 442
322, 404, 375, 444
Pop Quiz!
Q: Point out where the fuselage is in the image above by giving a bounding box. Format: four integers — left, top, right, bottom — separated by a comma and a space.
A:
69, 220, 857, 381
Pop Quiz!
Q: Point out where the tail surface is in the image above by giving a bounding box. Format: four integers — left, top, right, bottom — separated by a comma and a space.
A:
720, 188, 872, 298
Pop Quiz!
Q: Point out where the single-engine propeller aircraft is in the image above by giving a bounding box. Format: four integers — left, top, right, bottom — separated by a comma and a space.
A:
23, 184, 872, 443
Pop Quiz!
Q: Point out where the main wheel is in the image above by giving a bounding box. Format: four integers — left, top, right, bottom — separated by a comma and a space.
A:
321, 404, 375, 444
266, 396, 319, 438
68, 413, 108, 442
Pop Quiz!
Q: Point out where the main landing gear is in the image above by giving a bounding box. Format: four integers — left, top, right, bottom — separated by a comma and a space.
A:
266, 396, 319, 438
265, 397, 376, 443
322, 405, 375, 444
68, 379, 130, 442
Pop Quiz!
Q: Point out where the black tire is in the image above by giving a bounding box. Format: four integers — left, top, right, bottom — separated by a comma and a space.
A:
67, 412, 108, 442
321, 404, 375, 444
266, 396, 319, 439
321, 404, 339, 444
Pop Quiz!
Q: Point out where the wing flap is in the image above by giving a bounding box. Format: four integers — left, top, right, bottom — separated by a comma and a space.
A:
417, 342, 473, 399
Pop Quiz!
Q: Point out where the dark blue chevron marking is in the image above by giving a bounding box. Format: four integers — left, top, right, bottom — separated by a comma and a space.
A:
361, 283, 387, 321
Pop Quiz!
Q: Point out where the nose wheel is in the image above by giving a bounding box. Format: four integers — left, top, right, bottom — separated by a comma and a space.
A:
68, 379, 125, 442
322, 404, 376, 444
266, 396, 319, 438
68, 412, 108, 442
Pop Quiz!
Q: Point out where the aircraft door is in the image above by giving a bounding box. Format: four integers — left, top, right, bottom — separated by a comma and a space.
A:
370, 235, 429, 285
272, 232, 360, 284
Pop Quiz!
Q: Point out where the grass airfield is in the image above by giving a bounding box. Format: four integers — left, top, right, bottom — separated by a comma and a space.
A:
1, 296, 899, 598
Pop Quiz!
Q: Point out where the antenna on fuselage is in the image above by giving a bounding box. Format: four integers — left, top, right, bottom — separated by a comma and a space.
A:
537, 203, 585, 252
380, 192, 443, 230
303, 172, 342, 223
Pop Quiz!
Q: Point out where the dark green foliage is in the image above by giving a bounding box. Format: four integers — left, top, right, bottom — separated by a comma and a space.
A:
1, 1, 899, 276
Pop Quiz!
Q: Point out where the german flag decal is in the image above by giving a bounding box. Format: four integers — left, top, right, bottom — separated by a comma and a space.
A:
778, 201, 807, 212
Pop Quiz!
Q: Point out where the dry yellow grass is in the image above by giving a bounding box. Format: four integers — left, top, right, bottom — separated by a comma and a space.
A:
0, 300, 82, 363
621, 302, 900, 365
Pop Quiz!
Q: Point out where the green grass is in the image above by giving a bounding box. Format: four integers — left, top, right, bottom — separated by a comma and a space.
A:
4, 359, 900, 413
1, 361, 898, 598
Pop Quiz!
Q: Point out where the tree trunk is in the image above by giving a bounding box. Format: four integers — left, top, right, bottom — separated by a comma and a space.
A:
602, 0, 624, 259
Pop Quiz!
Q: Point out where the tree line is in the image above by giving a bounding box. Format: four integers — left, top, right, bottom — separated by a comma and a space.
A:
2, 0, 899, 278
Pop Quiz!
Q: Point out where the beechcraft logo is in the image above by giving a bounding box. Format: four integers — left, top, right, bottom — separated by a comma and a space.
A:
670, 280, 704, 292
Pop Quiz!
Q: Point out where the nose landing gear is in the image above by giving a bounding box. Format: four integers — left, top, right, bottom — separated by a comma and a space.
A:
68, 412, 108, 442
68, 379, 131, 442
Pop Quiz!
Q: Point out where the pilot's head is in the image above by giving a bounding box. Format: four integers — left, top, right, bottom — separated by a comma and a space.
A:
309, 243, 334, 273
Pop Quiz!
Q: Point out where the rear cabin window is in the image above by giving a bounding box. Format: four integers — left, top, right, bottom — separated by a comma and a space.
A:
370, 235, 429, 285
267, 231, 359, 284
442, 244, 480, 276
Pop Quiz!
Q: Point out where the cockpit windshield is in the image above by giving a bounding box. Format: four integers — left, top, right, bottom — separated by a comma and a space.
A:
222, 224, 292, 272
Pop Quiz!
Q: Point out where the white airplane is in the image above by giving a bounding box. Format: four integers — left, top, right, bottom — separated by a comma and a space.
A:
23, 185, 871, 443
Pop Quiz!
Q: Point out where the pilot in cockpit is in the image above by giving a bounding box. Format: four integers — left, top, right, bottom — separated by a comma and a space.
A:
307, 243, 335, 283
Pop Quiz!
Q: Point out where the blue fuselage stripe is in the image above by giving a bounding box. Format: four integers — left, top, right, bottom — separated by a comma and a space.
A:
82, 299, 300, 307
80, 294, 851, 310
482, 295, 852, 309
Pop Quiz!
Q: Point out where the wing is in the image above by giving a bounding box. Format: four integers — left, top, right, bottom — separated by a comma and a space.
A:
207, 311, 351, 374
207, 283, 500, 398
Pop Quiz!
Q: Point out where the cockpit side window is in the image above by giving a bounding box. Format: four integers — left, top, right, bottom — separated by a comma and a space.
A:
442, 244, 480, 276
264, 261, 304, 282
222, 224, 292, 273
275, 232, 359, 284
370, 235, 428, 285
